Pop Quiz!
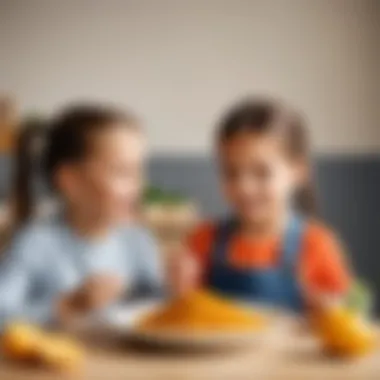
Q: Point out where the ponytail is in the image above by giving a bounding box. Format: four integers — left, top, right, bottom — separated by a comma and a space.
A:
12, 118, 45, 227
11, 105, 134, 230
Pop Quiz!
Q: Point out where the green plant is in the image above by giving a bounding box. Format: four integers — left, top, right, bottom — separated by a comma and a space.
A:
143, 186, 187, 205
345, 280, 373, 315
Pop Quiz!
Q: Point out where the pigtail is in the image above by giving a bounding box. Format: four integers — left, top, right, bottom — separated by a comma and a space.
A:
295, 180, 318, 217
12, 118, 45, 227
287, 111, 319, 218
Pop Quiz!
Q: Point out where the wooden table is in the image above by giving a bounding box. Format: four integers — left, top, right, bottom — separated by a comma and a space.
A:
0, 324, 378, 380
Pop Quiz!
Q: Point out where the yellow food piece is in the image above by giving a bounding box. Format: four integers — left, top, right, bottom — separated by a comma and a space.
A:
311, 306, 376, 358
2, 323, 43, 360
37, 334, 84, 372
139, 290, 267, 332
1, 323, 84, 371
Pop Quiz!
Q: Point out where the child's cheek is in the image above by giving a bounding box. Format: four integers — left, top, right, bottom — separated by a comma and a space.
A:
271, 168, 296, 205
102, 180, 135, 221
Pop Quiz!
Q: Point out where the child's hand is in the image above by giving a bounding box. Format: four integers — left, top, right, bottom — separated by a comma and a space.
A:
77, 274, 125, 311
57, 274, 125, 323
167, 246, 200, 297
305, 288, 344, 314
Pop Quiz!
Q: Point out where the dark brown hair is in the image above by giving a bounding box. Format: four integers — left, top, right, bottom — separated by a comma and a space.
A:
13, 104, 137, 227
216, 97, 317, 216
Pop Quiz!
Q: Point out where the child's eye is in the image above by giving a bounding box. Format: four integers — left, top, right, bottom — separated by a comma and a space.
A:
221, 164, 273, 182
222, 166, 239, 181
111, 166, 128, 176
112, 166, 136, 178
253, 165, 272, 180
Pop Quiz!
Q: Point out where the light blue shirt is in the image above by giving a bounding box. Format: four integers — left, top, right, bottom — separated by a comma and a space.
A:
0, 218, 163, 329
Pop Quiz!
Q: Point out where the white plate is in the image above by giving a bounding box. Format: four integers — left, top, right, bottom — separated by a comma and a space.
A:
105, 300, 273, 349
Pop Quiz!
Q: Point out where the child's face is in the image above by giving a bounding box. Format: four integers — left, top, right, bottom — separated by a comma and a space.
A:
218, 131, 302, 226
59, 125, 146, 224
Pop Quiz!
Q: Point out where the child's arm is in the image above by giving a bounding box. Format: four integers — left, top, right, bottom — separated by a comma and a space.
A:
128, 227, 165, 297
167, 222, 214, 296
167, 246, 200, 296
0, 227, 71, 328
300, 223, 351, 310
0, 227, 117, 328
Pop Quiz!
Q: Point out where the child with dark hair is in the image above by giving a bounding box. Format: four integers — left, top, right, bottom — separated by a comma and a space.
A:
170, 97, 351, 312
0, 104, 163, 328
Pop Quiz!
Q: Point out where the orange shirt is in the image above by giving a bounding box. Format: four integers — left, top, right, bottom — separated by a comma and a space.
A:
188, 221, 351, 295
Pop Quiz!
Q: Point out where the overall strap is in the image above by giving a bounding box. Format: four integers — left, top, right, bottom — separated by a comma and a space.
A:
211, 215, 305, 267
281, 214, 305, 269
210, 218, 239, 264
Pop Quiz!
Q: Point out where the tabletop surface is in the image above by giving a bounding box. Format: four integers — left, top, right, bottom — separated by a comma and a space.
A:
0, 321, 379, 380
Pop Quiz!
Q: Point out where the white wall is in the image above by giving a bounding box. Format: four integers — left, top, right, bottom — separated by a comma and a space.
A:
1, 0, 379, 154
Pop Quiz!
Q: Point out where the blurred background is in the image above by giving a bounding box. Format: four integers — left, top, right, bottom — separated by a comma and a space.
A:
0, 0, 379, 309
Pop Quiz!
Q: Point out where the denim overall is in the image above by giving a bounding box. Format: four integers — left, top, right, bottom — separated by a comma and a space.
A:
208, 215, 305, 312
